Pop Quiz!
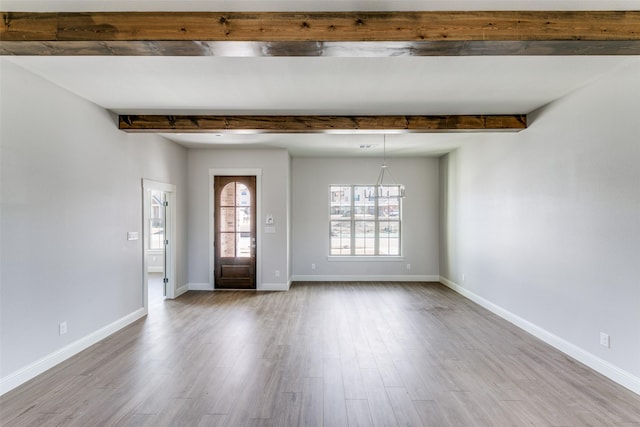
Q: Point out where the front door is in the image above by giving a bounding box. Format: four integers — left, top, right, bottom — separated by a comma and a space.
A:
214, 176, 256, 289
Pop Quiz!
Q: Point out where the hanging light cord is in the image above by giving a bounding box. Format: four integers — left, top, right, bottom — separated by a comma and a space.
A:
375, 134, 406, 198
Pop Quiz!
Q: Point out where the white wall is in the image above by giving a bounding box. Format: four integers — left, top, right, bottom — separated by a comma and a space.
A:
291, 157, 439, 280
187, 148, 291, 290
147, 251, 164, 273
0, 60, 188, 392
439, 59, 640, 392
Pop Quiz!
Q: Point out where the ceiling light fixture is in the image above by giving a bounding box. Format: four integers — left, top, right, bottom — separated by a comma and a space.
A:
374, 134, 406, 199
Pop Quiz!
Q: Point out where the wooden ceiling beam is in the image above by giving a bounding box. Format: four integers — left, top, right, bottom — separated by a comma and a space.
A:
2, 11, 640, 56
118, 115, 527, 133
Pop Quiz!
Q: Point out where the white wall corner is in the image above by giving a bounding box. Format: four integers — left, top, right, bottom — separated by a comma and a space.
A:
438, 276, 640, 396
175, 284, 189, 297
0, 308, 147, 396
188, 282, 215, 291
290, 275, 440, 282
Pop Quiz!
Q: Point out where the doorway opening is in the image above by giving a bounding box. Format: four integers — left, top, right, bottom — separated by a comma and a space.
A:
142, 179, 177, 311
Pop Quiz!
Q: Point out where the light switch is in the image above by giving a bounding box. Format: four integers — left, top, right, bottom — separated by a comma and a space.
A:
265, 226, 276, 233
127, 231, 139, 241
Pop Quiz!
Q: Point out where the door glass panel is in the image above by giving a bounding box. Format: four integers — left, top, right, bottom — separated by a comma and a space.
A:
220, 207, 235, 232
236, 206, 250, 232
237, 232, 251, 258
236, 183, 250, 206
220, 233, 235, 257
220, 183, 236, 206
218, 181, 252, 258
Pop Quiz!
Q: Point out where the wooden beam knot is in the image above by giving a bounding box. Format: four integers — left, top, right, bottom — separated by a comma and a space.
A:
2, 11, 640, 55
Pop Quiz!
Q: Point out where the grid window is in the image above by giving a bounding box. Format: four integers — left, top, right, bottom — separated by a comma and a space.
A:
329, 185, 401, 256
149, 190, 165, 250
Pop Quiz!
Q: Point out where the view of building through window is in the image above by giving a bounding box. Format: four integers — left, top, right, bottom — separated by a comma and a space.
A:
330, 185, 401, 256
149, 190, 165, 250
219, 182, 252, 258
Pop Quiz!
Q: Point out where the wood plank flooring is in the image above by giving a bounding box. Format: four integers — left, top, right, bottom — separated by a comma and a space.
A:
2, 282, 639, 426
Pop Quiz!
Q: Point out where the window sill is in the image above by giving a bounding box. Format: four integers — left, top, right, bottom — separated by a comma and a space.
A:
327, 256, 404, 262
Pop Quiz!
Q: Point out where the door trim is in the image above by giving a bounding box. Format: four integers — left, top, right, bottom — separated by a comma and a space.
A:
209, 168, 262, 290
142, 179, 177, 309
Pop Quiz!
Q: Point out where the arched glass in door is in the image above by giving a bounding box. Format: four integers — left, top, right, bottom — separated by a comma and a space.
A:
219, 182, 252, 258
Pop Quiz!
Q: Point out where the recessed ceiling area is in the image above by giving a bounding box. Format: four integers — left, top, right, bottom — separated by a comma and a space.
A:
8, 56, 629, 115
161, 132, 500, 157
5, 55, 635, 156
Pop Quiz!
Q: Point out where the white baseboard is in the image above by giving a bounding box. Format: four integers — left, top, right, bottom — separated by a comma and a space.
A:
175, 284, 189, 297
0, 307, 146, 396
439, 276, 640, 396
259, 282, 290, 291
188, 282, 290, 291
290, 274, 439, 282
188, 282, 214, 291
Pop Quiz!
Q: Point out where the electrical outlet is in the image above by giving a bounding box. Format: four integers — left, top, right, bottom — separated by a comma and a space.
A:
406, 263, 411, 270
600, 332, 610, 348
59, 321, 67, 336
462, 273, 466, 282
311, 263, 316, 270
275, 270, 280, 277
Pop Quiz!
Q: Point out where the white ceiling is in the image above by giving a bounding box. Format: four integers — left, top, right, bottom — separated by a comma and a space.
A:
3, 0, 639, 157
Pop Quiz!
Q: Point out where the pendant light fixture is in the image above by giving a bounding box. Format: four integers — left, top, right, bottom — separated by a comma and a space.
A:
374, 134, 406, 198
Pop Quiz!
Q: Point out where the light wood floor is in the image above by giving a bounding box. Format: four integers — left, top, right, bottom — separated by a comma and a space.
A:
2, 282, 640, 426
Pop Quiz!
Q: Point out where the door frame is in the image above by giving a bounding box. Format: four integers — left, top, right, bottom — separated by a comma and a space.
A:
142, 179, 177, 309
209, 168, 262, 290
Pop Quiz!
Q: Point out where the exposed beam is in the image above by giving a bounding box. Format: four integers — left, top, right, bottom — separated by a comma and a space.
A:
118, 115, 527, 133
2, 11, 640, 56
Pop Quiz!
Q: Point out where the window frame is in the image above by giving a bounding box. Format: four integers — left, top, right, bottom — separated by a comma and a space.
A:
329, 184, 402, 257
148, 190, 165, 251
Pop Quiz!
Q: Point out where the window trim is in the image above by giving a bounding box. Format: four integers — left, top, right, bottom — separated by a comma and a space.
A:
329, 184, 402, 257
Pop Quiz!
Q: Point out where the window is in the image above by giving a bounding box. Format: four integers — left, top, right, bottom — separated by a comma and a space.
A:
149, 190, 165, 250
330, 185, 401, 256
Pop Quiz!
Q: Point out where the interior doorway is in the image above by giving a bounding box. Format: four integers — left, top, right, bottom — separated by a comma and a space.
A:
142, 179, 177, 310
214, 176, 257, 289
148, 190, 167, 304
